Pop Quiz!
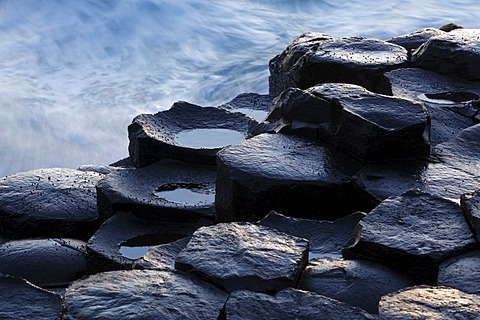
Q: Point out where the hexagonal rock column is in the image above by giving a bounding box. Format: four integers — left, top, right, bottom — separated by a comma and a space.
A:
64, 270, 228, 320
0, 168, 103, 240
379, 286, 480, 319
412, 29, 480, 81
216, 133, 371, 222
0, 276, 63, 320
461, 190, 480, 241
310, 83, 430, 162
175, 222, 309, 292
96, 159, 216, 223
218, 92, 272, 122
0, 238, 86, 287
86, 212, 206, 273
438, 250, 480, 295
225, 288, 375, 320
268, 32, 408, 98
128, 101, 256, 167
258, 211, 365, 260
343, 190, 477, 283
387, 28, 444, 52
299, 257, 415, 314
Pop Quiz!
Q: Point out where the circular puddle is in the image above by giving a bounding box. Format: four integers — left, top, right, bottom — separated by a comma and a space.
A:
418, 92, 479, 105
175, 128, 246, 149
234, 108, 268, 121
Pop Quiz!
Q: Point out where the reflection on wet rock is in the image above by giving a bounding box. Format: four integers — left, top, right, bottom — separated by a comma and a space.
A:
218, 92, 272, 121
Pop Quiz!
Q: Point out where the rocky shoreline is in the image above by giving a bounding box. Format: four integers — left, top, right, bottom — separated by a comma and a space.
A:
1, 24, 480, 319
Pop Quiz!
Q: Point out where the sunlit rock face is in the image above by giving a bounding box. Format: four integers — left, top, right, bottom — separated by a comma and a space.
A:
461, 190, 480, 241
0, 168, 103, 240
86, 212, 206, 274
0, 239, 86, 287
64, 270, 228, 320
413, 29, 480, 81
96, 159, 216, 223
218, 92, 272, 122
225, 287, 375, 320
175, 222, 309, 292
258, 211, 365, 260
438, 250, 480, 295
216, 133, 372, 222
0, 276, 63, 320
379, 286, 480, 319
299, 257, 415, 314
128, 101, 256, 167
269, 32, 408, 97
343, 190, 477, 283
387, 28, 445, 52
381, 68, 480, 147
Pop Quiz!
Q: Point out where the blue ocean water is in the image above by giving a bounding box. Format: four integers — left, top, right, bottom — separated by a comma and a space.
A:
0, 0, 478, 177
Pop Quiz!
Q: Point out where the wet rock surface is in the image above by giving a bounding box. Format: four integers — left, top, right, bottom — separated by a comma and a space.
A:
387, 28, 444, 52
64, 269, 228, 320
133, 236, 191, 271
438, 250, 480, 294
344, 190, 477, 283
96, 159, 216, 222
0, 168, 103, 239
379, 286, 480, 319
461, 190, 480, 240
258, 211, 365, 260
413, 28, 480, 81
175, 222, 309, 292
0, 238, 86, 287
219, 92, 272, 121
225, 287, 375, 320
0, 276, 63, 320
216, 133, 371, 222
128, 101, 255, 167
299, 257, 415, 314
269, 32, 407, 97
86, 212, 206, 273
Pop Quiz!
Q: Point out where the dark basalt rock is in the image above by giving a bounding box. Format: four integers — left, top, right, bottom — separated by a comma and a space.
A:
299, 257, 415, 314
128, 101, 256, 167
412, 29, 480, 81
387, 28, 444, 52
224, 287, 375, 320
86, 212, 206, 273
269, 32, 408, 97
218, 92, 272, 121
461, 190, 480, 241
309, 83, 430, 162
0, 276, 63, 320
381, 68, 479, 146
215, 133, 371, 222
379, 286, 480, 319
64, 269, 228, 320
96, 159, 216, 222
133, 236, 191, 271
0, 238, 86, 287
343, 190, 477, 283
0, 168, 103, 240
438, 250, 480, 294
175, 222, 309, 292
258, 211, 365, 260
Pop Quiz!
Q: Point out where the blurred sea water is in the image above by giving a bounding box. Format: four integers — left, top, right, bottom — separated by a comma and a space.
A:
0, 0, 478, 177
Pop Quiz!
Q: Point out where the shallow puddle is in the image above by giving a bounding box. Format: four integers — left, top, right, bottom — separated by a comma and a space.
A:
119, 245, 151, 260
234, 108, 268, 121
154, 185, 215, 205
175, 128, 246, 149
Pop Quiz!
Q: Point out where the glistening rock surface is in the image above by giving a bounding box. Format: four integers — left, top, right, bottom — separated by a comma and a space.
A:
438, 250, 480, 294
343, 190, 477, 283
269, 32, 408, 97
218, 92, 272, 122
64, 269, 228, 320
461, 190, 480, 241
175, 222, 309, 292
379, 286, 480, 319
225, 287, 375, 320
387, 28, 444, 52
0, 168, 103, 239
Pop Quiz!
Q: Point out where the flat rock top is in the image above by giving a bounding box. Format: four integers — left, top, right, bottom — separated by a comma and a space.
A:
217, 133, 358, 184
226, 287, 375, 320
0, 276, 62, 320
0, 168, 102, 221
424, 28, 480, 51
309, 83, 427, 130
438, 250, 480, 294
175, 222, 308, 292
387, 28, 445, 51
64, 269, 228, 320
357, 190, 475, 259
379, 286, 480, 319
